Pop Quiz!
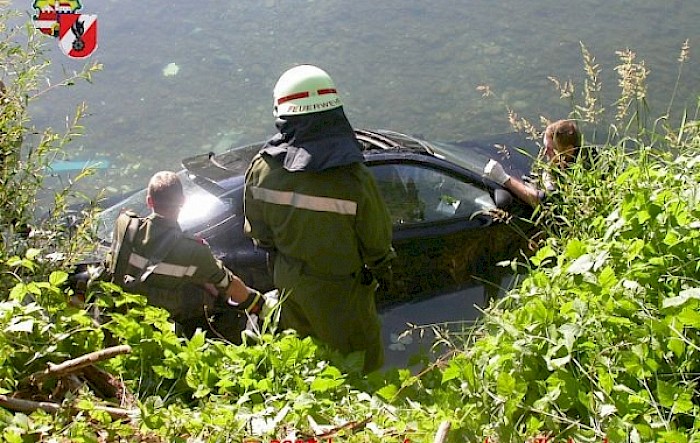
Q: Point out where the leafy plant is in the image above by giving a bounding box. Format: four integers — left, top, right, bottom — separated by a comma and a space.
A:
0, 9, 102, 291
2, 7, 700, 443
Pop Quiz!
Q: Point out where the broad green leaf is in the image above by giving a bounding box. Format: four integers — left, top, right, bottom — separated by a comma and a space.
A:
677, 308, 700, 328
49, 271, 68, 287
26, 248, 41, 260
667, 337, 685, 357
637, 209, 651, 224
25, 282, 42, 296
310, 376, 343, 392
2, 431, 23, 443
605, 315, 633, 326
567, 254, 594, 275
496, 372, 515, 397
659, 430, 688, 443
672, 390, 695, 414
663, 230, 680, 246
441, 361, 461, 384
376, 384, 398, 401
656, 380, 676, 408
531, 244, 556, 267
256, 378, 273, 392
9, 283, 27, 301
565, 239, 587, 259
662, 287, 700, 309
5, 319, 34, 333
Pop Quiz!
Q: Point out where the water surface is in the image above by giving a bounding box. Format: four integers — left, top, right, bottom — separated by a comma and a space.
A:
22, 0, 699, 195
14, 0, 700, 365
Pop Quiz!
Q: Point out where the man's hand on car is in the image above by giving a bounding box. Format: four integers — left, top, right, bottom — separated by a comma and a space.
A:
483, 159, 511, 185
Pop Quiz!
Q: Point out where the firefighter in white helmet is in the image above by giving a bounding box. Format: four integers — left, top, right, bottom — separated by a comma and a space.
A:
244, 65, 395, 373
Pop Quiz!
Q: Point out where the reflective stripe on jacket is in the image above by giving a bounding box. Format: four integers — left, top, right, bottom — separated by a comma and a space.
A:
243, 154, 394, 278
109, 213, 232, 291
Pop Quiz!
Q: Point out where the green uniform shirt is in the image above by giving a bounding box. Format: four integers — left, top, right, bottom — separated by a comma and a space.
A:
108, 212, 233, 321
244, 154, 394, 372
244, 156, 394, 277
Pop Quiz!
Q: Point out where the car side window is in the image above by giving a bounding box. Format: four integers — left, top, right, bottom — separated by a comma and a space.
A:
371, 163, 496, 225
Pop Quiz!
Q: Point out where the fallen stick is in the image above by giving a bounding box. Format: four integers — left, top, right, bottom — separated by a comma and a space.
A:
28, 345, 131, 382
0, 394, 135, 420
433, 420, 451, 443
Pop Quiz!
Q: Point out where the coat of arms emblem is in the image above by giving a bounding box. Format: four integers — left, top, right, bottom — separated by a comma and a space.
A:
32, 1, 98, 59
58, 14, 98, 59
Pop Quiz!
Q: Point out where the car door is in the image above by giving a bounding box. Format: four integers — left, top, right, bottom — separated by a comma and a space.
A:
370, 160, 526, 307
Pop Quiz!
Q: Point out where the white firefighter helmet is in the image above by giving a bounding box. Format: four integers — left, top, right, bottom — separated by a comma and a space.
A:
273, 65, 343, 117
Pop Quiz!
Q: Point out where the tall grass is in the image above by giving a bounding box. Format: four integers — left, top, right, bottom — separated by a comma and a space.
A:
419, 41, 700, 441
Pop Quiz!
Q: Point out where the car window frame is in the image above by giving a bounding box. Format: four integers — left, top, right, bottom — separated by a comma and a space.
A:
365, 155, 496, 241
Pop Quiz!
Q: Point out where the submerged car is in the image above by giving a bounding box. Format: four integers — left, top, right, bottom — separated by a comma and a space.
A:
95, 129, 539, 308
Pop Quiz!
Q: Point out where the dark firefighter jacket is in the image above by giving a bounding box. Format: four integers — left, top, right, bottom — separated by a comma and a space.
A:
108, 212, 234, 323
243, 107, 394, 372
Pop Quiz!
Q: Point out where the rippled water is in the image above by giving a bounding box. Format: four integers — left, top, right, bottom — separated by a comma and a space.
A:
14, 0, 700, 368
21, 0, 700, 196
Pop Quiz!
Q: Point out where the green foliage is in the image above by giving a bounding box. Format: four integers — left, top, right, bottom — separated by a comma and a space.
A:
390, 44, 700, 441
0, 8, 102, 292
2, 7, 700, 443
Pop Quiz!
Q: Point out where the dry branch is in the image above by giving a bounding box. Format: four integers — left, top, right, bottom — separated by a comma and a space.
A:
316, 416, 372, 438
28, 345, 131, 382
433, 420, 451, 443
0, 394, 136, 420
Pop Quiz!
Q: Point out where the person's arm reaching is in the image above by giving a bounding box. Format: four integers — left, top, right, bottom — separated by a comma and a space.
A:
483, 159, 543, 208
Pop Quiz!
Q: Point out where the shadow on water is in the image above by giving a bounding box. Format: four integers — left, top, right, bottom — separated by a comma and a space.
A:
380, 270, 521, 370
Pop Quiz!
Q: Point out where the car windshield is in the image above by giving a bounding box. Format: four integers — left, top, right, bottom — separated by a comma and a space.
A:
96, 171, 232, 242
428, 141, 492, 176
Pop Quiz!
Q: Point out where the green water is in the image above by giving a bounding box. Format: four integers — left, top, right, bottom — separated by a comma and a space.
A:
24, 0, 700, 197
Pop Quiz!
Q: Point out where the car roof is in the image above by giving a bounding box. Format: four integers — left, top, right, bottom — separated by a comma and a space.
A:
181, 129, 538, 188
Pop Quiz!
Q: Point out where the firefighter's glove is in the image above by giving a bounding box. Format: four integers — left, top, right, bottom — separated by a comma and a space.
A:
360, 266, 374, 285
260, 290, 279, 318
483, 159, 510, 186
232, 289, 265, 315
372, 264, 394, 293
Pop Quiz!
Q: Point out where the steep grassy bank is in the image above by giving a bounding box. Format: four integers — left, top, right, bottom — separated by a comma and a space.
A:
2, 11, 700, 443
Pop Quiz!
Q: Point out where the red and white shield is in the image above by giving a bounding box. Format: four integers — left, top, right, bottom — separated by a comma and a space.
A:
58, 14, 98, 59
33, 10, 59, 37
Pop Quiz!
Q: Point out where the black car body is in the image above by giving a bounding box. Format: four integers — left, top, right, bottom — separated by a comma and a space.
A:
96, 129, 539, 308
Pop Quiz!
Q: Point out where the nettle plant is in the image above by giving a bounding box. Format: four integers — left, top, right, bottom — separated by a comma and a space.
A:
0, 9, 102, 288
398, 43, 700, 441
